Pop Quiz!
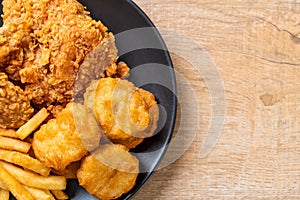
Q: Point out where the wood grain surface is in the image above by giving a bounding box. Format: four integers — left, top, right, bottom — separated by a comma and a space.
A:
133, 0, 300, 199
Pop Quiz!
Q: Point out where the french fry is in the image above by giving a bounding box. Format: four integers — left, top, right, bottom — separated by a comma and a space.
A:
0, 129, 18, 138
0, 164, 34, 200
0, 149, 50, 176
25, 186, 55, 200
0, 181, 7, 190
0, 161, 66, 190
16, 108, 49, 140
0, 189, 9, 200
0, 136, 31, 153
51, 190, 68, 200
0, 165, 54, 200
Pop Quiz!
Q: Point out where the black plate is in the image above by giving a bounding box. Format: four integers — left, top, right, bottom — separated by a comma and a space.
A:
0, 0, 177, 199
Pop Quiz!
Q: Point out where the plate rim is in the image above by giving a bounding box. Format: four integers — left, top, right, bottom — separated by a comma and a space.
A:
120, 1, 177, 199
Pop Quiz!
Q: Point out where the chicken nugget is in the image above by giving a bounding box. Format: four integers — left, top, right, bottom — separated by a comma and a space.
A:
52, 161, 81, 179
84, 77, 159, 149
32, 103, 101, 171
77, 144, 139, 200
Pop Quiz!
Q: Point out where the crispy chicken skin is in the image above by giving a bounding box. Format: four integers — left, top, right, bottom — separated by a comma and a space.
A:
32, 103, 101, 171
0, 72, 34, 129
77, 144, 139, 200
0, 0, 33, 69
0, 0, 118, 107
84, 77, 159, 149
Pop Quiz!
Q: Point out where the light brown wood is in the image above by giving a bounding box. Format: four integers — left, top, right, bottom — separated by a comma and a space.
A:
133, 0, 300, 199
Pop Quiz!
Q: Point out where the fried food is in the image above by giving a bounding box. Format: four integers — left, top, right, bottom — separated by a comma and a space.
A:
0, 161, 66, 191
24, 186, 55, 200
102, 61, 130, 78
0, 149, 50, 176
52, 161, 81, 179
75, 60, 130, 99
51, 190, 68, 200
0, 188, 9, 200
84, 77, 159, 149
0, 180, 7, 190
74, 35, 119, 97
16, 108, 49, 140
32, 103, 101, 171
0, 0, 160, 198
77, 144, 139, 200
0, 128, 18, 138
0, 73, 34, 129
0, 0, 118, 108
0, 13, 30, 70
0, 163, 34, 200
0, 136, 31, 153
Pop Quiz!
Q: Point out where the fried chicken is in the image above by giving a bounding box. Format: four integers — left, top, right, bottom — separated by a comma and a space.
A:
84, 77, 159, 149
0, 0, 118, 108
0, 72, 34, 129
0, 0, 160, 199
77, 144, 139, 200
0, 0, 33, 70
32, 103, 101, 171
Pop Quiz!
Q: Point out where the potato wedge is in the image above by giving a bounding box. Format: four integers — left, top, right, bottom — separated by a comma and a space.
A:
0, 164, 34, 200
16, 108, 49, 140
0, 149, 50, 176
0, 136, 30, 153
0, 161, 66, 190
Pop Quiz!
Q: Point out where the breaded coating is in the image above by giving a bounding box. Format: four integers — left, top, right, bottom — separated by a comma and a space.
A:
0, 0, 33, 69
77, 144, 139, 200
32, 103, 101, 171
103, 61, 130, 78
74, 34, 119, 98
0, 0, 117, 107
0, 72, 34, 129
84, 78, 159, 149
52, 161, 81, 179
0, 27, 28, 70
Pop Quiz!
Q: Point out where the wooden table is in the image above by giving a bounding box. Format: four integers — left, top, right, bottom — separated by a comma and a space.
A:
133, 0, 300, 199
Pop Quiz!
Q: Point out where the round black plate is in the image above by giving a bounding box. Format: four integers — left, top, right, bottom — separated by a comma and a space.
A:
0, 0, 177, 199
